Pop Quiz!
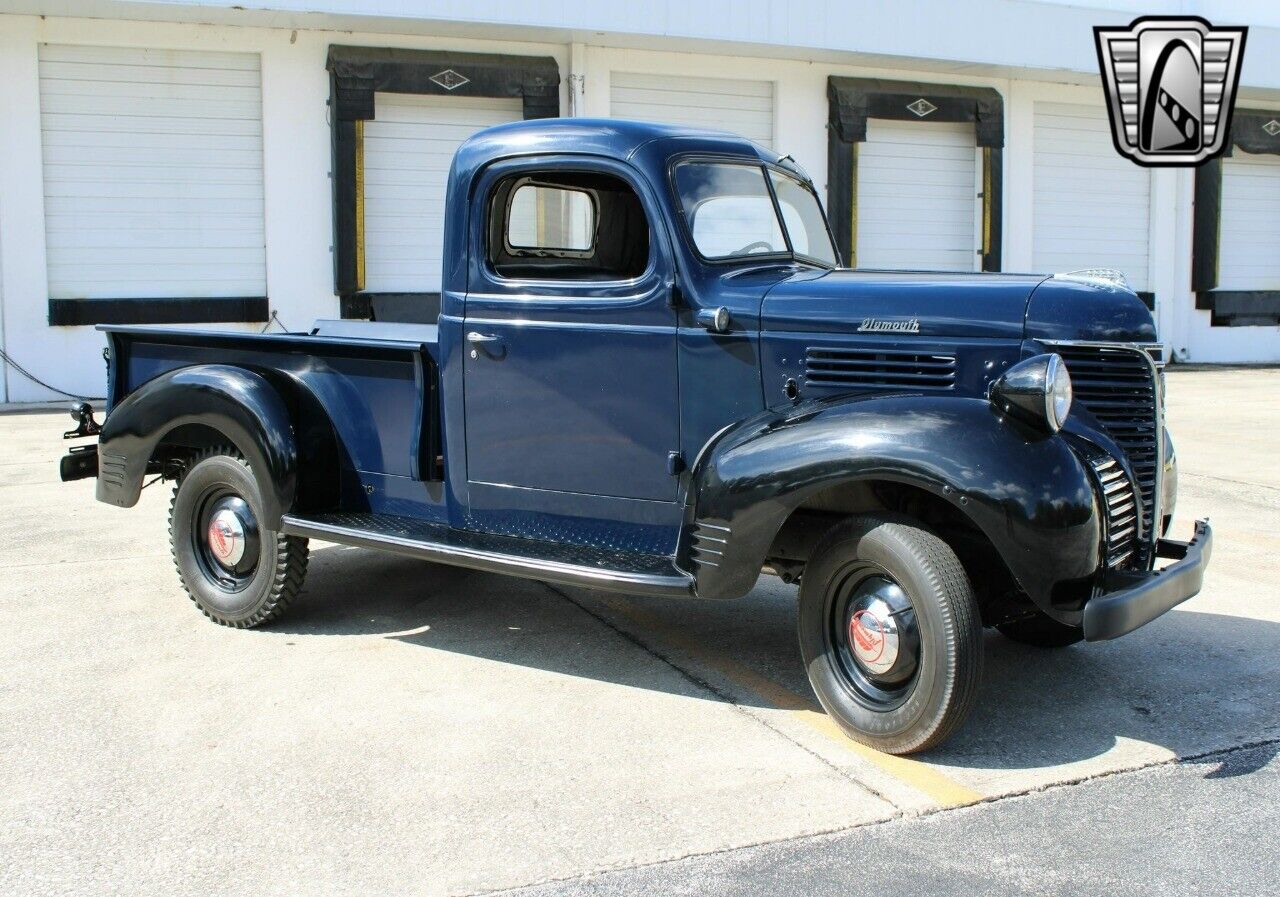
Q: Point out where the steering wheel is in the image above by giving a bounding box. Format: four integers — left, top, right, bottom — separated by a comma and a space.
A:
733, 240, 776, 256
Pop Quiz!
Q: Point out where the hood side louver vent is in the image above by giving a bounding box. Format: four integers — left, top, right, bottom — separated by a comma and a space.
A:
804, 347, 956, 391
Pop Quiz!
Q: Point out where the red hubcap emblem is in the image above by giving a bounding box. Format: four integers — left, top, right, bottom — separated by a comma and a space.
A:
849, 609, 886, 665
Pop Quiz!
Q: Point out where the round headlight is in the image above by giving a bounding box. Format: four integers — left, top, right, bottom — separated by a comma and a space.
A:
989, 353, 1073, 434
1047, 353, 1073, 431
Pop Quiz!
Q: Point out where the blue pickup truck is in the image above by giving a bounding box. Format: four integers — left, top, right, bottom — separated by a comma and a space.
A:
61, 119, 1211, 754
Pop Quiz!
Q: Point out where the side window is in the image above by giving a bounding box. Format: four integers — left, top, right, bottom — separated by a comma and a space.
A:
489, 172, 650, 281
507, 184, 595, 253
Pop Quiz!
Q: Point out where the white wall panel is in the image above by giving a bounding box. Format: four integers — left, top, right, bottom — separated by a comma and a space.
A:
1032, 102, 1151, 291
609, 72, 773, 147
1218, 149, 1280, 291
38, 44, 266, 299
362, 92, 521, 293
855, 118, 978, 271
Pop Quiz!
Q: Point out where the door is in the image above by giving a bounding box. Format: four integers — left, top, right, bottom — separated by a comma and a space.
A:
462, 160, 680, 504
363, 93, 524, 293
1033, 102, 1152, 291
609, 72, 774, 148
855, 118, 981, 271
1218, 148, 1280, 291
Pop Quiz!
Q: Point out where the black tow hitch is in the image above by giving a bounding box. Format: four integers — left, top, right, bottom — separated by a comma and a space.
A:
60, 402, 101, 482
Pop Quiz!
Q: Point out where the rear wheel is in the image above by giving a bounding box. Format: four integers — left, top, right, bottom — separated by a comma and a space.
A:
797, 515, 982, 755
169, 447, 307, 627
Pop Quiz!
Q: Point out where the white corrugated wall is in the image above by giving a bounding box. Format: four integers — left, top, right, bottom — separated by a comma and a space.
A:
38, 44, 266, 299
609, 72, 773, 148
1032, 102, 1152, 291
855, 118, 979, 271
362, 92, 522, 293
1218, 148, 1280, 291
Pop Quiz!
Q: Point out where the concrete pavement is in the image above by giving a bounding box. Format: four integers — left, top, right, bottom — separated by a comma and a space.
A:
0, 367, 1276, 896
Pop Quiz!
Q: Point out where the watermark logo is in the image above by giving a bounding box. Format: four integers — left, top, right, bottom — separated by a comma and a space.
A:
1094, 16, 1247, 167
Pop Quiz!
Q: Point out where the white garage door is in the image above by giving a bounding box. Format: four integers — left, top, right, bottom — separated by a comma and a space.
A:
38, 44, 265, 299
855, 119, 979, 271
1218, 148, 1280, 290
1033, 102, 1151, 291
609, 72, 773, 147
363, 93, 522, 293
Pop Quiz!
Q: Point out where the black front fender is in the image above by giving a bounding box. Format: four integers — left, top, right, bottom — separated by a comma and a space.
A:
96, 365, 297, 524
688, 394, 1101, 617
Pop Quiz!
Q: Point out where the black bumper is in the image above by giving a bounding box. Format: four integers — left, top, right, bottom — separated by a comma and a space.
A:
1083, 520, 1213, 641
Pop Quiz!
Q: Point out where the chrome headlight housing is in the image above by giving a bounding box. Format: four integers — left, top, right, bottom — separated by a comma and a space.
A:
989, 353, 1073, 434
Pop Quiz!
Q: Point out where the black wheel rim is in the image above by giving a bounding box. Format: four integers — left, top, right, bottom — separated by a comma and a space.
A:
823, 562, 921, 711
191, 486, 261, 593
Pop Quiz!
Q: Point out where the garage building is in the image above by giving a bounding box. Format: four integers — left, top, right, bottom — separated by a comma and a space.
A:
0, 0, 1278, 402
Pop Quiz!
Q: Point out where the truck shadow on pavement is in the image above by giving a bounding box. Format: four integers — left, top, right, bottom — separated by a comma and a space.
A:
277, 544, 1279, 777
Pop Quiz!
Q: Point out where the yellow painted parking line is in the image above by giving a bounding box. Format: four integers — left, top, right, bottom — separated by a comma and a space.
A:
595, 596, 985, 810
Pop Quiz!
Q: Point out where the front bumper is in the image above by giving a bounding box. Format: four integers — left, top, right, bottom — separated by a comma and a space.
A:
1083, 520, 1212, 641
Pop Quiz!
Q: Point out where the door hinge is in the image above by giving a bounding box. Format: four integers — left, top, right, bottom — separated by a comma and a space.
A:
666, 451, 686, 476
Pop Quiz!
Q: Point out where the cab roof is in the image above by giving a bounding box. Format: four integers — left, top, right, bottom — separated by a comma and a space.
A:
453, 117, 783, 174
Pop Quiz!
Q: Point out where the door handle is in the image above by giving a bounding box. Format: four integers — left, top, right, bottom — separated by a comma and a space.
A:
467, 331, 501, 344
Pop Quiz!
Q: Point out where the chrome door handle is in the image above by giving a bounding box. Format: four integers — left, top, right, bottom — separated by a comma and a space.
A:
467, 331, 501, 344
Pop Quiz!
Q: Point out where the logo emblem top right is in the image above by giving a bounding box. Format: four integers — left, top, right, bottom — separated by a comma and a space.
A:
1095, 16, 1248, 167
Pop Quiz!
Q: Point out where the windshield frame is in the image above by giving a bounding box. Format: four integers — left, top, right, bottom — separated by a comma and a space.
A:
667, 154, 838, 270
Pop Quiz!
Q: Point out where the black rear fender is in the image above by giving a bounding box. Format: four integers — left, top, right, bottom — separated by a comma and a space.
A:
688, 394, 1102, 621
96, 365, 297, 524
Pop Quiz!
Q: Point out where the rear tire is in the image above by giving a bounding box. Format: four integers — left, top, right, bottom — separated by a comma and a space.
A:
996, 614, 1084, 648
169, 447, 307, 628
797, 515, 982, 755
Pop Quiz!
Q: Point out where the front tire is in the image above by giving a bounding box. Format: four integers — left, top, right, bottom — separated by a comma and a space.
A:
170, 447, 308, 627
798, 515, 982, 755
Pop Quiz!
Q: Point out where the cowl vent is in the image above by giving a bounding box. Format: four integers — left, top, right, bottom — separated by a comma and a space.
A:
804, 347, 957, 391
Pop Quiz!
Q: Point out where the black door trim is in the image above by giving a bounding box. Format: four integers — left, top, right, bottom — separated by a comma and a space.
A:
325, 45, 560, 318
826, 77, 1004, 272
1192, 108, 1280, 326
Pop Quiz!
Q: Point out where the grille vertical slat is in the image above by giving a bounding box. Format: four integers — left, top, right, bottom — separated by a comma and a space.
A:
1057, 345, 1160, 543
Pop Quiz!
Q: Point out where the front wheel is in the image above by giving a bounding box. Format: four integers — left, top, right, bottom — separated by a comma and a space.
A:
170, 447, 308, 627
798, 515, 982, 755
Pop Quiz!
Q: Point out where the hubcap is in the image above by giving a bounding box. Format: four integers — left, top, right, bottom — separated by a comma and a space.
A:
829, 571, 922, 709
207, 507, 246, 567
194, 492, 260, 589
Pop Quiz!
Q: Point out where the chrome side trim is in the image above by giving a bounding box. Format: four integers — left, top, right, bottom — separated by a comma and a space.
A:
280, 515, 695, 598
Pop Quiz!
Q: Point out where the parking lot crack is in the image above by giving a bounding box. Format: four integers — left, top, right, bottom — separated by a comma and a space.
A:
536, 581, 903, 811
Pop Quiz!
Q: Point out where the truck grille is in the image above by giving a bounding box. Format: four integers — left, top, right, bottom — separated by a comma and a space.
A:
1089, 456, 1140, 568
804, 347, 956, 391
1054, 344, 1160, 541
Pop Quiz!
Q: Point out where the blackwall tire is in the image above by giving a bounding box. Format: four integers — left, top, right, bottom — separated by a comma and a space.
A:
797, 515, 983, 755
169, 447, 307, 628
996, 614, 1084, 648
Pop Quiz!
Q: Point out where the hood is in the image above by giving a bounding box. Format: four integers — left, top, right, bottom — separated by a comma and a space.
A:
760, 269, 1041, 340
1022, 276, 1157, 343
759, 269, 1157, 343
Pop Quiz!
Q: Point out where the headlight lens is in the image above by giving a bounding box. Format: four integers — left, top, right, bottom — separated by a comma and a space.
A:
989, 353, 1073, 434
1048, 354, 1073, 431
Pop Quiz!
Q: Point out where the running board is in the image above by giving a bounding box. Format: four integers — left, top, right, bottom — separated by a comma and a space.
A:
280, 512, 695, 598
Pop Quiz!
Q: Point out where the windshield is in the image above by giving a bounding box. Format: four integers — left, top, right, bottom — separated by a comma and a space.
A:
673, 161, 837, 267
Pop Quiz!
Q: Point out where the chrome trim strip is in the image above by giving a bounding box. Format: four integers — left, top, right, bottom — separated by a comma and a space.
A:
280, 515, 695, 597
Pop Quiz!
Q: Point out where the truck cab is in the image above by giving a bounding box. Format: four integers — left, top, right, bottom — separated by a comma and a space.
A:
62, 119, 1211, 754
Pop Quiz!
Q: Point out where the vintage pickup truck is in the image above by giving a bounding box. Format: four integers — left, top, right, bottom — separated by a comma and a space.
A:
61, 119, 1211, 754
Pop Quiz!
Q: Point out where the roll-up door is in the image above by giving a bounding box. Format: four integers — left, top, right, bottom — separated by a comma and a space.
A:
38, 44, 265, 299
362, 93, 522, 293
1033, 102, 1151, 291
1217, 148, 1280, 290
855, 118, 980, 271
610, 72, 773, 148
